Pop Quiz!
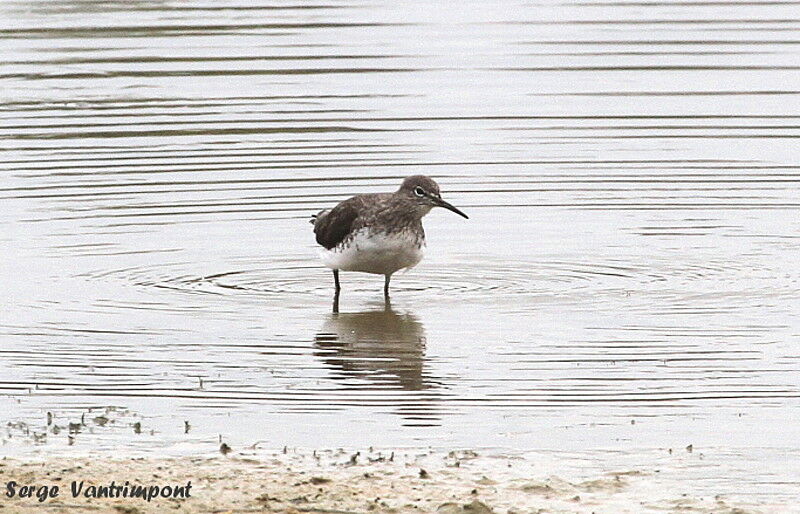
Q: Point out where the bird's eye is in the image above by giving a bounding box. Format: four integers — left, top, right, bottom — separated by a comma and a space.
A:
414, 186, 425, 197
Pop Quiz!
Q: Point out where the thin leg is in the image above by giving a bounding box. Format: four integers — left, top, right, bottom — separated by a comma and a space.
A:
384, 274, 391, 298
332, 270, 340, 314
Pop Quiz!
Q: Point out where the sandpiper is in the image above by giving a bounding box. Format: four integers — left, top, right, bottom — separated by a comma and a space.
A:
311, 175, 468, 299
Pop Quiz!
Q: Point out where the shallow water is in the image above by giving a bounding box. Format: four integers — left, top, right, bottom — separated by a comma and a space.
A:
2, 0, 800, 502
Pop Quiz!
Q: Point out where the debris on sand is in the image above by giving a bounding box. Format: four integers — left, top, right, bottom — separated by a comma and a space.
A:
0, 449, 782, 513
437, 500, 493, 513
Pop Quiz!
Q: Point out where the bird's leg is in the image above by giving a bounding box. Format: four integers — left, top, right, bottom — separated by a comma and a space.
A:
384, 274, 391, 299
331, 269, 341, 313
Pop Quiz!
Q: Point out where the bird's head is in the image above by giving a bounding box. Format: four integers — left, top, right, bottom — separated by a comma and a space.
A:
397, 175, 469, 219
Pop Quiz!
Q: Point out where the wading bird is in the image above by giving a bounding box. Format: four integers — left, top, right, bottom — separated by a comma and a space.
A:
311, 176, 468, 303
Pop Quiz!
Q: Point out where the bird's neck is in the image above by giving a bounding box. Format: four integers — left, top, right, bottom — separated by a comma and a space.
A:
374, 196, 427, 233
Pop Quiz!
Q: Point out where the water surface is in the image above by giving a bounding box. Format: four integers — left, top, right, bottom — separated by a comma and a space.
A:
2, 0, 800, 502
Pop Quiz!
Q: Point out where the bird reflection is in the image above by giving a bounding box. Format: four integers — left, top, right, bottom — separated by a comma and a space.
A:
314, 305, 444, 424
315, 305, 433, 391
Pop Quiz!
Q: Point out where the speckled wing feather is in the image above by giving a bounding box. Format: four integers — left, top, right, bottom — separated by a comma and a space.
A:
313, 195, 368, 250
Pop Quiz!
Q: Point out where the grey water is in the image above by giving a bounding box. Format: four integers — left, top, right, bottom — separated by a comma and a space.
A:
2, 0, 800, 502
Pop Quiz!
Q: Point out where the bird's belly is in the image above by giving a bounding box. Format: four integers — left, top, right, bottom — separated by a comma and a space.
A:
320, 229, 424, 275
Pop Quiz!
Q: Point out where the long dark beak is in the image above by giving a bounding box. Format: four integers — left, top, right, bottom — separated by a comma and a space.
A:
434, 197, 469, 219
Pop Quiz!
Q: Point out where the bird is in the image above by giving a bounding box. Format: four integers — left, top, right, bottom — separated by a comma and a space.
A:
311, 175, 468, 301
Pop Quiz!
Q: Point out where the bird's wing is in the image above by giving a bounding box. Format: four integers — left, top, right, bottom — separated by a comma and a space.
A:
313, 195, 366, 250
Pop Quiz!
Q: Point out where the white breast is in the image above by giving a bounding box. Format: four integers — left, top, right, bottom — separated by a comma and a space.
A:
319, 229, 424, 276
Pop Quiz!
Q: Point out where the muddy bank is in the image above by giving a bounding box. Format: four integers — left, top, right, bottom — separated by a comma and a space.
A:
0, 447, 781, 513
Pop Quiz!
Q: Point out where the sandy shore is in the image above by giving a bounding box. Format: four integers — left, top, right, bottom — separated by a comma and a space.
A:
0, 447, 788, 513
